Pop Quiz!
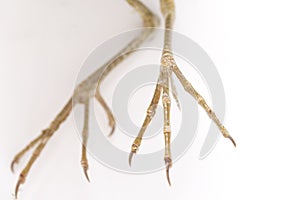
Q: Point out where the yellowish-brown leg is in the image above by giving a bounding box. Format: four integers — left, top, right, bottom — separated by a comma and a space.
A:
160, 0, 236, 147
14, 99, 73, 198
12, 0, 159, 197
11, 131, 47, 173
81, 100, 90, 182
94, 0, 159, 138
160, 0, 176, 185
129, 0, 179, 185
172, 65, 236, 146
129, 75, 163, 165
95, 90, 115, 136
161, 61, 172, 185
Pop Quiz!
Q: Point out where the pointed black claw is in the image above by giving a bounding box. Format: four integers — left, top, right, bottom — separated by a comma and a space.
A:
108, 125, 115, 137
15, 180, 22, 199
166, 166, 172, 186
128, 151, 135, 167
83, 169, 90, 182
11, 160, 17, 173
228, 135, 236, 147
165, 157, 172, 186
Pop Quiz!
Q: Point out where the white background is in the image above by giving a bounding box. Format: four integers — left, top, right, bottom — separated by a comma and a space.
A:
1, 0, 300, 199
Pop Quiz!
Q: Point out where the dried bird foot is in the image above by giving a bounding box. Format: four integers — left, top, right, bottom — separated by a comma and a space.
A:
12, 0, 158, 197
129, 53, 236, 186
129, 0, 235, 186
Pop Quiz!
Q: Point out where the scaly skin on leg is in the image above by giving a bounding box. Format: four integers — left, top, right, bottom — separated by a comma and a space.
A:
172, 65, 236, 146
159, 0, 236, 184
129, 0, 235, 186
160, 0, 176, 183
129, 0, 178, 183
11, 132, 47, 173
160, 0, 235, 146
129, 75, 163, 165
12, 0, 235, 196
95, 0, 159, 85
14, 99, 73, 198
161, 65, 172, 186
95, 90, 115, 137
160, 0, 236, 147
81, 100, 90, 182
94, 0, 159, 118
12, 1, 159, 197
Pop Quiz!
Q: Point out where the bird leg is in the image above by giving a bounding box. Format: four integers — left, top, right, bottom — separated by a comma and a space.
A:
129, 0, 236, 186
12, 0, 159, 197
81, 100, 90, 182
129, 74, 163, 165
14, 99, 73, 198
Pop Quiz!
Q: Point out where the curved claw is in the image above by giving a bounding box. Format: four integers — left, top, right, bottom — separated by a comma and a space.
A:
14, 179, 23, 199
107, 125, 115, 137
228, 135, 236, 147
83, 168, 90, 182
166, 166, 171, 186
128, 151, 135, 167
165, 158, 172, 186
10, 159, 19, 173
221, 128, 236, 147
81, 160, 90, 182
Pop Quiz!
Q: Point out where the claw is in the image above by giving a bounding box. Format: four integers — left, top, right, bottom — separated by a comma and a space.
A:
81, 158, 90, 182
165, 157, 172, 186
128, 151, 135, 167
228, 135, 236, 147
83, 168, 90, 182
15, 174, 25, 199
15, 180, 21, 199
221, 128, 236, 147
10, 159, 19, 173
108, 125, 115, 137
166, 166, 171, 186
